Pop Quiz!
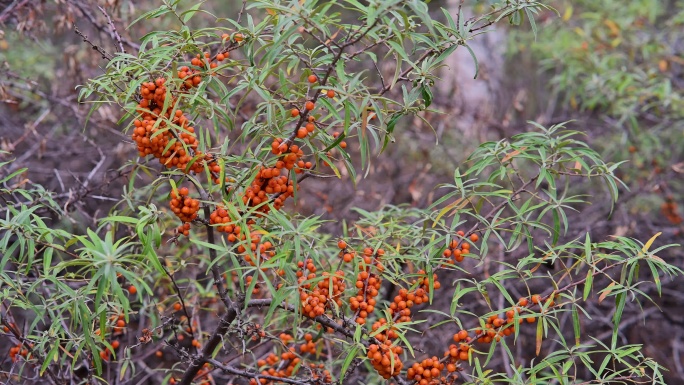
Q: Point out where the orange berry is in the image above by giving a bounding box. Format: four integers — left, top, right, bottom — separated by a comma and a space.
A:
128, 285, 137, 295
337, 240, 347, 249
531, 294, 541, 304
518, 297, 529, 306
291, 108, 300, 117
470, 234, 479, 242
111, 340, 120, 349
327, 90, 335, 98
305, 101, 315, 111
308, 75, 317, 83
173, 302, 182, 311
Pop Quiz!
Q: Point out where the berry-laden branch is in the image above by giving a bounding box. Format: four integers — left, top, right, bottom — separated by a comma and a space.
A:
247, 299, 355, 340
206, 357, 314, 385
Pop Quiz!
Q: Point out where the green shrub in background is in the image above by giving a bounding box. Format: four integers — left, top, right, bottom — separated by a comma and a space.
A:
509, 0, 683, 233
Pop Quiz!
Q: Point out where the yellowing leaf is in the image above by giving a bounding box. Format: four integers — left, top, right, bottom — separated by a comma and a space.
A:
502, 146, 527, 163
642, 232, 662, 253
573, 161, 582, 172
266, 8, 276, 16
562, 6, 573, 21
604, 19, 620, 36
535, 318, 543, 356
598, 281, 616, 304
432, 198, 470, 227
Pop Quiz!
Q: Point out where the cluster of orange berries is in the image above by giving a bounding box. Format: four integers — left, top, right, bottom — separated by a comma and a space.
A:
246, 275, 262, 295
471, 295, 551, 345
367, 340, 404, 379
351, 269, 380, 326
175, 222, 191, 237
205, 155, 228, 184
299, 333, 317, 353
297, 261, 346, 319
209, 206, 276, 265
296, 115, 318, 139
392, 270, 440, 322
241, 142, 308, 213
661, 197, 682, 224
349, 247, 385, 326
337, 240, 356, 262
95, 315, 126, 361
443, 231, 478, 264
246, 323, 267, 342
8, 343, 29, 362
371, 318, 399, 342
99, 339, 121, 361
407, 356, 453, 385
475, 313, 517, 344
133, 78, 203, 174
251, 335, 300, 385
178, 51, 228, 88
209, 206, 234, 233
194, 363, 213, 385
170, 187, 200, 223
271, 140, 313, 175
209, 206, 246, 241
425, 331, 469, 379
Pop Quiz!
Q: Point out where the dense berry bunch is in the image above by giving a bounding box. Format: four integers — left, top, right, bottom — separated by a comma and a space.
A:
371, 318, 399, 342
442, 231, 478, 264
337, 240, 356, 262
250, 334, 302, 385
297, 262, 346, 319
350, 248, 384, 325
393, 270, 440, 322
170, 187, 200, 223
175, 222, 191, 237
407, 356, 447, 385
242, 142, 307, 213
132, 78, 204, 173
367, 341, 404, 379
8, 343, 29, 362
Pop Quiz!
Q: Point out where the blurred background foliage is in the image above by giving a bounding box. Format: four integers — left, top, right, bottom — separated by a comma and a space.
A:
0, 0, 682, 381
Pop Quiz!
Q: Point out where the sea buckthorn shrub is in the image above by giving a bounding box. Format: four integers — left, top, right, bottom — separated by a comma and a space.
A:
0, 1, 680, 385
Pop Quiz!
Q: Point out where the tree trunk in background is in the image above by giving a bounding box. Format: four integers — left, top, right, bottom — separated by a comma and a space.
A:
436, 1, 509, 140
